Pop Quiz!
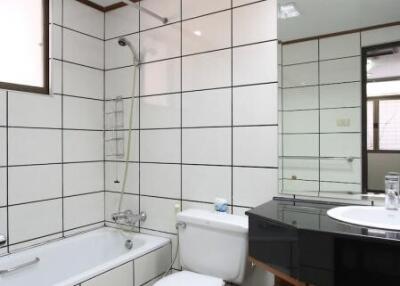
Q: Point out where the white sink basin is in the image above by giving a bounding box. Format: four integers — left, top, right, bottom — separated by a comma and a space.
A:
327, 206, 400, 230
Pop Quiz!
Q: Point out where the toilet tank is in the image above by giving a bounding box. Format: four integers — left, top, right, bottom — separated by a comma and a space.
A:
177, 209, 248, 284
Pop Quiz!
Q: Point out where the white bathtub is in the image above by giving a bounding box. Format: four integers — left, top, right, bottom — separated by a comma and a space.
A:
0, 227, 170, 286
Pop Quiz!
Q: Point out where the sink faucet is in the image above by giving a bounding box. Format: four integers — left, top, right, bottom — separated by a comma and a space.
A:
112, 210, 146, 226
0, 234, 6, 246
385, 173, 400, 210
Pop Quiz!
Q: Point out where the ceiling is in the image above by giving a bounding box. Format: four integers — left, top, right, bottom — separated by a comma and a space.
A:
278, 0, 400, 42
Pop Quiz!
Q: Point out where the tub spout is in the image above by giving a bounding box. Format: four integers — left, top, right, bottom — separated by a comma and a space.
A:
112, 210, 146, 226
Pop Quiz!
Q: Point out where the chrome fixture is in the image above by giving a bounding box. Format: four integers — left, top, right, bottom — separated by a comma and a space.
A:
118, 38, 140, 66
112, 210, 147, 226
125, 239, 133, 250
385, 172, 400, 210
0, 257, 40, 275
0, 234, 6, 246
121, 0, 168, 24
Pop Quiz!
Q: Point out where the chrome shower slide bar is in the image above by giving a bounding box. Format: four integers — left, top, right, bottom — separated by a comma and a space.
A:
122, 0, 168, 24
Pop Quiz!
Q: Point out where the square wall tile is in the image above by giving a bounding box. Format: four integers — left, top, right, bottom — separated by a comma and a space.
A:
140, 0, 181, 30
140, 22, 181, 63
106, 66, 139, 99
282, 63, 318, 88
233, 84, 277, 125
282, 134, 319, 157
63, 62, 104, 100
0, 207, 6, 243
83, 262, 134, 286
8, 92, 61, 128
9, 199, 62, 244
64, 97, 103, 130
105, 192, 138, 222
8, 164, 62, 204
182, 201, 215, 212
233, 126, 277, 167
320, 159, 361, 184
105, 130, 139, 162
105, 97, 139, 130
281, 86, 319, 111
282, 110, 319, 133
282, 40, 318, 65
0, 168, 6, 207
233, 167, 277, 207
0, 128, 5, 167
182, 11, 231, 55
182, 88, 231, 127
320, 134, 361, 158
64, 0, 104, 38
50, 0, 62, 25
140, 93, 181, 129
140, 58, 181, 96
320, 57, 361, 84
140, 196, 180, 233
140, 129, 181, 163
106, 34, 139, 69
320, 33, 360, 60
182, 165, 231, 203
182, 0, 230, 19
64, 162, 104, 196
183, 49, 231, 91
282, 158, 319, 181
233, 41, 278, 86
233, 1, 277, 46
50, 24, 62, 60
106, 6, 139, 40
320, 82, 361, 109
64, 193, 104, 230
50, 59, 62, 94
0, 91, 6, 126
182, 128, 231, 165
63, 29, 104, 69
320, 108, 361, 133
8, 128, 61, 165
141, 163, 181, 199
64, 131, 103, 162
361, 26, 400, 47
105, 162, 139, 194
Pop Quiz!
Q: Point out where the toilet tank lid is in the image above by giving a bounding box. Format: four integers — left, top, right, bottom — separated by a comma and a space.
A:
177, 209, 248, 233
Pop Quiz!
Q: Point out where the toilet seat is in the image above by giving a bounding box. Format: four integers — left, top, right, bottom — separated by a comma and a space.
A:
154, 271, 224, 286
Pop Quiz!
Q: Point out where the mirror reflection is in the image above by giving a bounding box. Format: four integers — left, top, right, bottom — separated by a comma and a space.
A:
278, 0, 400, 199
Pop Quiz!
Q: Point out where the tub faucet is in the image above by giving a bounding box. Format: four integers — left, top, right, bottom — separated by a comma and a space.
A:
112, 210, 147, 226
0, 234, 6, 246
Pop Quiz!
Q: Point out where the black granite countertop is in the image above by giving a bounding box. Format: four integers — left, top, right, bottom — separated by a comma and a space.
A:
246, 198, 400, 243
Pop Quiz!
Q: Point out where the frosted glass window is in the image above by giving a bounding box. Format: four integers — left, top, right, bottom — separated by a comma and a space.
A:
0, 0, 48, 92
379, 100, 400, 151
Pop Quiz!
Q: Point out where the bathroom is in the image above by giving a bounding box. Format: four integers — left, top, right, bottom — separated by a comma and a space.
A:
0, 0, 400, 285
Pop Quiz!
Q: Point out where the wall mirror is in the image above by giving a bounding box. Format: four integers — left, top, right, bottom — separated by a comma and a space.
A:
278, 0, 400, 200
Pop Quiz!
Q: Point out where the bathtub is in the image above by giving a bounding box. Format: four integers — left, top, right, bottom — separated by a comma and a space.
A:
0, 227, 170, 286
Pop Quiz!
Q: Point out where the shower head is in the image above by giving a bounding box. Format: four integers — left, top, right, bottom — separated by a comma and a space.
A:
118, 37, 140, 66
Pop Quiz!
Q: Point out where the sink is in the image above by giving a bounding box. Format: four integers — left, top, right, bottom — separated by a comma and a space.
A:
327, 206, 400, 230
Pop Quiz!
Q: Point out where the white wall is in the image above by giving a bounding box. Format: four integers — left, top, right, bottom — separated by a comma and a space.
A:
0, 0, 105, 255
104, 0, 278, 284
368, 153, 400, 191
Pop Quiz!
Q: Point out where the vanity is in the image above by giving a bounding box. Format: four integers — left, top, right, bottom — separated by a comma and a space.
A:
246, 198, 400, 286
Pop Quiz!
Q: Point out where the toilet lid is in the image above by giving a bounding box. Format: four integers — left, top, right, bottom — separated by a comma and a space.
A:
154, 271, 224, 286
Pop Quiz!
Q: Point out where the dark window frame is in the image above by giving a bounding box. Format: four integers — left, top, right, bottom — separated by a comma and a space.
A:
362, 41, 400, 193
0, 0, 49, 94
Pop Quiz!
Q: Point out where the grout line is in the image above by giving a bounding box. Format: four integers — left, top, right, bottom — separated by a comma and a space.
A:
61, 0, 65, 238
6, 91, 9, 253
230, 0, 234, 213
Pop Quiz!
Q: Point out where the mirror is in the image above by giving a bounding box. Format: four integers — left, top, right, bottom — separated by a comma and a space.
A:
278, 0, 400, 199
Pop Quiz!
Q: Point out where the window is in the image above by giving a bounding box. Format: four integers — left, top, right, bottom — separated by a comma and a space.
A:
0, 0, 49, 93
367, 97, 400, 151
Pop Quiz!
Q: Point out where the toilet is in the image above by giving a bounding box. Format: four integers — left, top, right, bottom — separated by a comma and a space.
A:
155, 209, 248, 286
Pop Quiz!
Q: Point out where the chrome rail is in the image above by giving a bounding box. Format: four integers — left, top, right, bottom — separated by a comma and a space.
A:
0, 257, 40, 275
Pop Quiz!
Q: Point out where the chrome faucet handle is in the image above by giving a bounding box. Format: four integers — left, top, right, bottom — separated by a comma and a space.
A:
0, 234, 7, 246
112, 210, 147, 225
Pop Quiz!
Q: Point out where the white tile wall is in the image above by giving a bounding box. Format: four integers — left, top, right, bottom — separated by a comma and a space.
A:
283, 62, 318, 87
105, 192, 139, 222
140, 197, 180, 233
1, 0, 105, 254
105, 162, 139, 194
182, 89, 231, 127
320, 82, 361, 108
140, 0, 181, 30
83, 262, 134, 286
140, 94, 181, 129
233, 0, 277, 45
282, 40, 318, 65
105, 34, 139, 69
183, 49, 231, 91
319, 33, 360, 60
140, 130, 181, 163
320, 57, 361, 84
182, 0, 230, 20
183, 11, 231, 55
106, 6, 139, 40
281, 86, 319, 111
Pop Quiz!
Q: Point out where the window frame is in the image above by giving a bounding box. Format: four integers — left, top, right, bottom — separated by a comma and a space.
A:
0, 0, 49, 94
367, 95, 400, 153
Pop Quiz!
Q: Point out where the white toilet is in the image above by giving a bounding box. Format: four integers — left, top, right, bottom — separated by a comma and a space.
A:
155, 209, 248, 286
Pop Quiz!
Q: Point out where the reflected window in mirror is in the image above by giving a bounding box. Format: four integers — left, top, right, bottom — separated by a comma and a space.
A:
363, 42, 400, 193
